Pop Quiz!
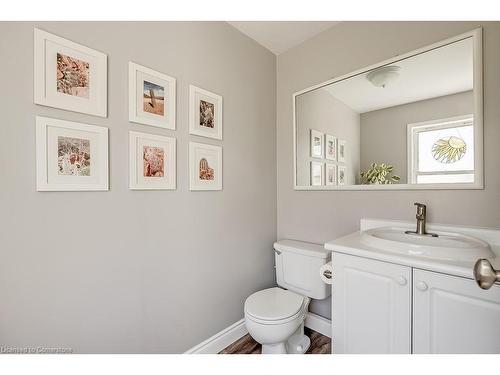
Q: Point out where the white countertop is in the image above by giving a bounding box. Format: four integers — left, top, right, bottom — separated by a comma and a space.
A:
324, 218, 500, 280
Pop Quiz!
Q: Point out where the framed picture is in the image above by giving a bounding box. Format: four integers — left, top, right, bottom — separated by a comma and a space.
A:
325, 134, 337, 161
129, 131, 176, 190
325, 163, 337, 186
310, 162, 324, 186
129, 62, 176, 129
338, 139, 347, 162
36, 116, 108, 191
310, 129, 324, 158
189, 142, 222, 191
34, 28, 107, 117
338, 165, 347, 186
189, 85, 223, 140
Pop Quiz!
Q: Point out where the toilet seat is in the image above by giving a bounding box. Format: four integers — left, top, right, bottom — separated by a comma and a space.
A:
246, 308, 304, 325
245, 287, 306, 324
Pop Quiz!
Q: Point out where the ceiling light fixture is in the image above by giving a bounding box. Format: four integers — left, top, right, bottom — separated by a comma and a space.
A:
366, 65, 401, 88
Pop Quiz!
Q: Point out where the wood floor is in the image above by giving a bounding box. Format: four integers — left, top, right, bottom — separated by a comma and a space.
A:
219, 327, 331, 354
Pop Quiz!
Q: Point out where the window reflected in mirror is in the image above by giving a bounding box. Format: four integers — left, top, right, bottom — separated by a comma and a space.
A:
408, 115, 474, 184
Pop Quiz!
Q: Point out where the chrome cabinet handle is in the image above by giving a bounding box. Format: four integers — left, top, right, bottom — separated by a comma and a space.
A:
323, 270, 332, 279
416, 281, 428, 291
474, 259, 500, 290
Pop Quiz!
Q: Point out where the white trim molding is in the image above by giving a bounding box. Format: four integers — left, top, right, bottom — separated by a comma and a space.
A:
184, 319, 247, 354
184, 313, 333, 354
305, 312, 332, 338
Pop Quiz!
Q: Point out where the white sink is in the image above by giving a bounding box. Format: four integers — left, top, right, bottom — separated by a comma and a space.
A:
360, 226, 495, 262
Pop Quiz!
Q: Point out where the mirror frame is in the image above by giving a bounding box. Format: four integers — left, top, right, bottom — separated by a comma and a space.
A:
292, 27, 483, 191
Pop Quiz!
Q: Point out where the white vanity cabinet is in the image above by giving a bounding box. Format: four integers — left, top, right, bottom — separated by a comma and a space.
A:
413, 269, 500, 354
332, 252, 500, 354
332, 253, 411, 354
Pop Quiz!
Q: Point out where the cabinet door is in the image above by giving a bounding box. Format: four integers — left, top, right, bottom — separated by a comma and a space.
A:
332, 253, 411, 353
413, 269, 500, 353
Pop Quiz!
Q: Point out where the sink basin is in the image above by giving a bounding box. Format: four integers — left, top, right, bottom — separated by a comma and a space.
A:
360, 226, 495, 262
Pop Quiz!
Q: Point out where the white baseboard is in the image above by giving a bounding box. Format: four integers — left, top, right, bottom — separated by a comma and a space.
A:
184, 319, 248, 354
305, 312, 332, 338
185, 313, 332, 354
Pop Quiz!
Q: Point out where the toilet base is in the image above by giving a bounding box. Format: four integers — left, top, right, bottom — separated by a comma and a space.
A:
261, 321, 310, 354
286, 322, 311, 354
261, 342, 287, 354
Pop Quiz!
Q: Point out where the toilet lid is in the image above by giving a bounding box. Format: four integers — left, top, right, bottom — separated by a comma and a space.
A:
245, 287, 305, 321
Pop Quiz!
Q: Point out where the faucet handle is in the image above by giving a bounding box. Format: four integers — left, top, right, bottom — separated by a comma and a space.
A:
414, 202, 426, 218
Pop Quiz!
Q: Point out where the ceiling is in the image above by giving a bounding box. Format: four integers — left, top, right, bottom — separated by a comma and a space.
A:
323, 37, 473, 113
228, 21, 339, 55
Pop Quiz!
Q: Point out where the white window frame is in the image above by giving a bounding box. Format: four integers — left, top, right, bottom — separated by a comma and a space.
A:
407, 115, 474, 184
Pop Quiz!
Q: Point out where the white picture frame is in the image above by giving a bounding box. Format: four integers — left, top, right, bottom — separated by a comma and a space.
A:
338, 139, 347, 163
189, 142, 223, 191
34, 28, 107, 117
36, 116, 108, 191
310, 162, 324, 186
128, 62, 176, 130
337, 165, 347, 186
310, 129, 324, 158
325, 134, 337, 161
129, 131, 176, 190
325, 163, 337, 186
189, 85, 223, 140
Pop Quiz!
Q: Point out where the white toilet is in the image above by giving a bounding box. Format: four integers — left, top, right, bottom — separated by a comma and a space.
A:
244, 240, 331, 354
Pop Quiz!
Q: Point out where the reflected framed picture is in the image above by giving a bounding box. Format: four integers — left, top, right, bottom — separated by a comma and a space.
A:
337, 165, 347, 186
310, 129, 324, 158
325, 134, 337, 161
325, 163, 337, 186
129, 131, 176, 190
310, 161, 324, 186
34, 28, 107, 117
129, 62, 176, 129
189, 142, 222, 191
338, 139, 347, 162
189, 85, 223, 140
36, 116, 108, 191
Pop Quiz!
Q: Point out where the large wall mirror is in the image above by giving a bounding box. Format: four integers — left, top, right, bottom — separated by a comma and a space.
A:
293, 28, 483, 190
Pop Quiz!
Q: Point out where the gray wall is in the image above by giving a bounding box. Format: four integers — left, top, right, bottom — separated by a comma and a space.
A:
277, 21, 500, 319
0, 22, 277, 353
360, 90, 474, 183
296, 88, 360, 186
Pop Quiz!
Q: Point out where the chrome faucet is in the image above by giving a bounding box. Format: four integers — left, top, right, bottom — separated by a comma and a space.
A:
405, 202, 438, 237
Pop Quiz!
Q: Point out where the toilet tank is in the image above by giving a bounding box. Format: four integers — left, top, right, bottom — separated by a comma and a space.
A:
274, 240, 331, 300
